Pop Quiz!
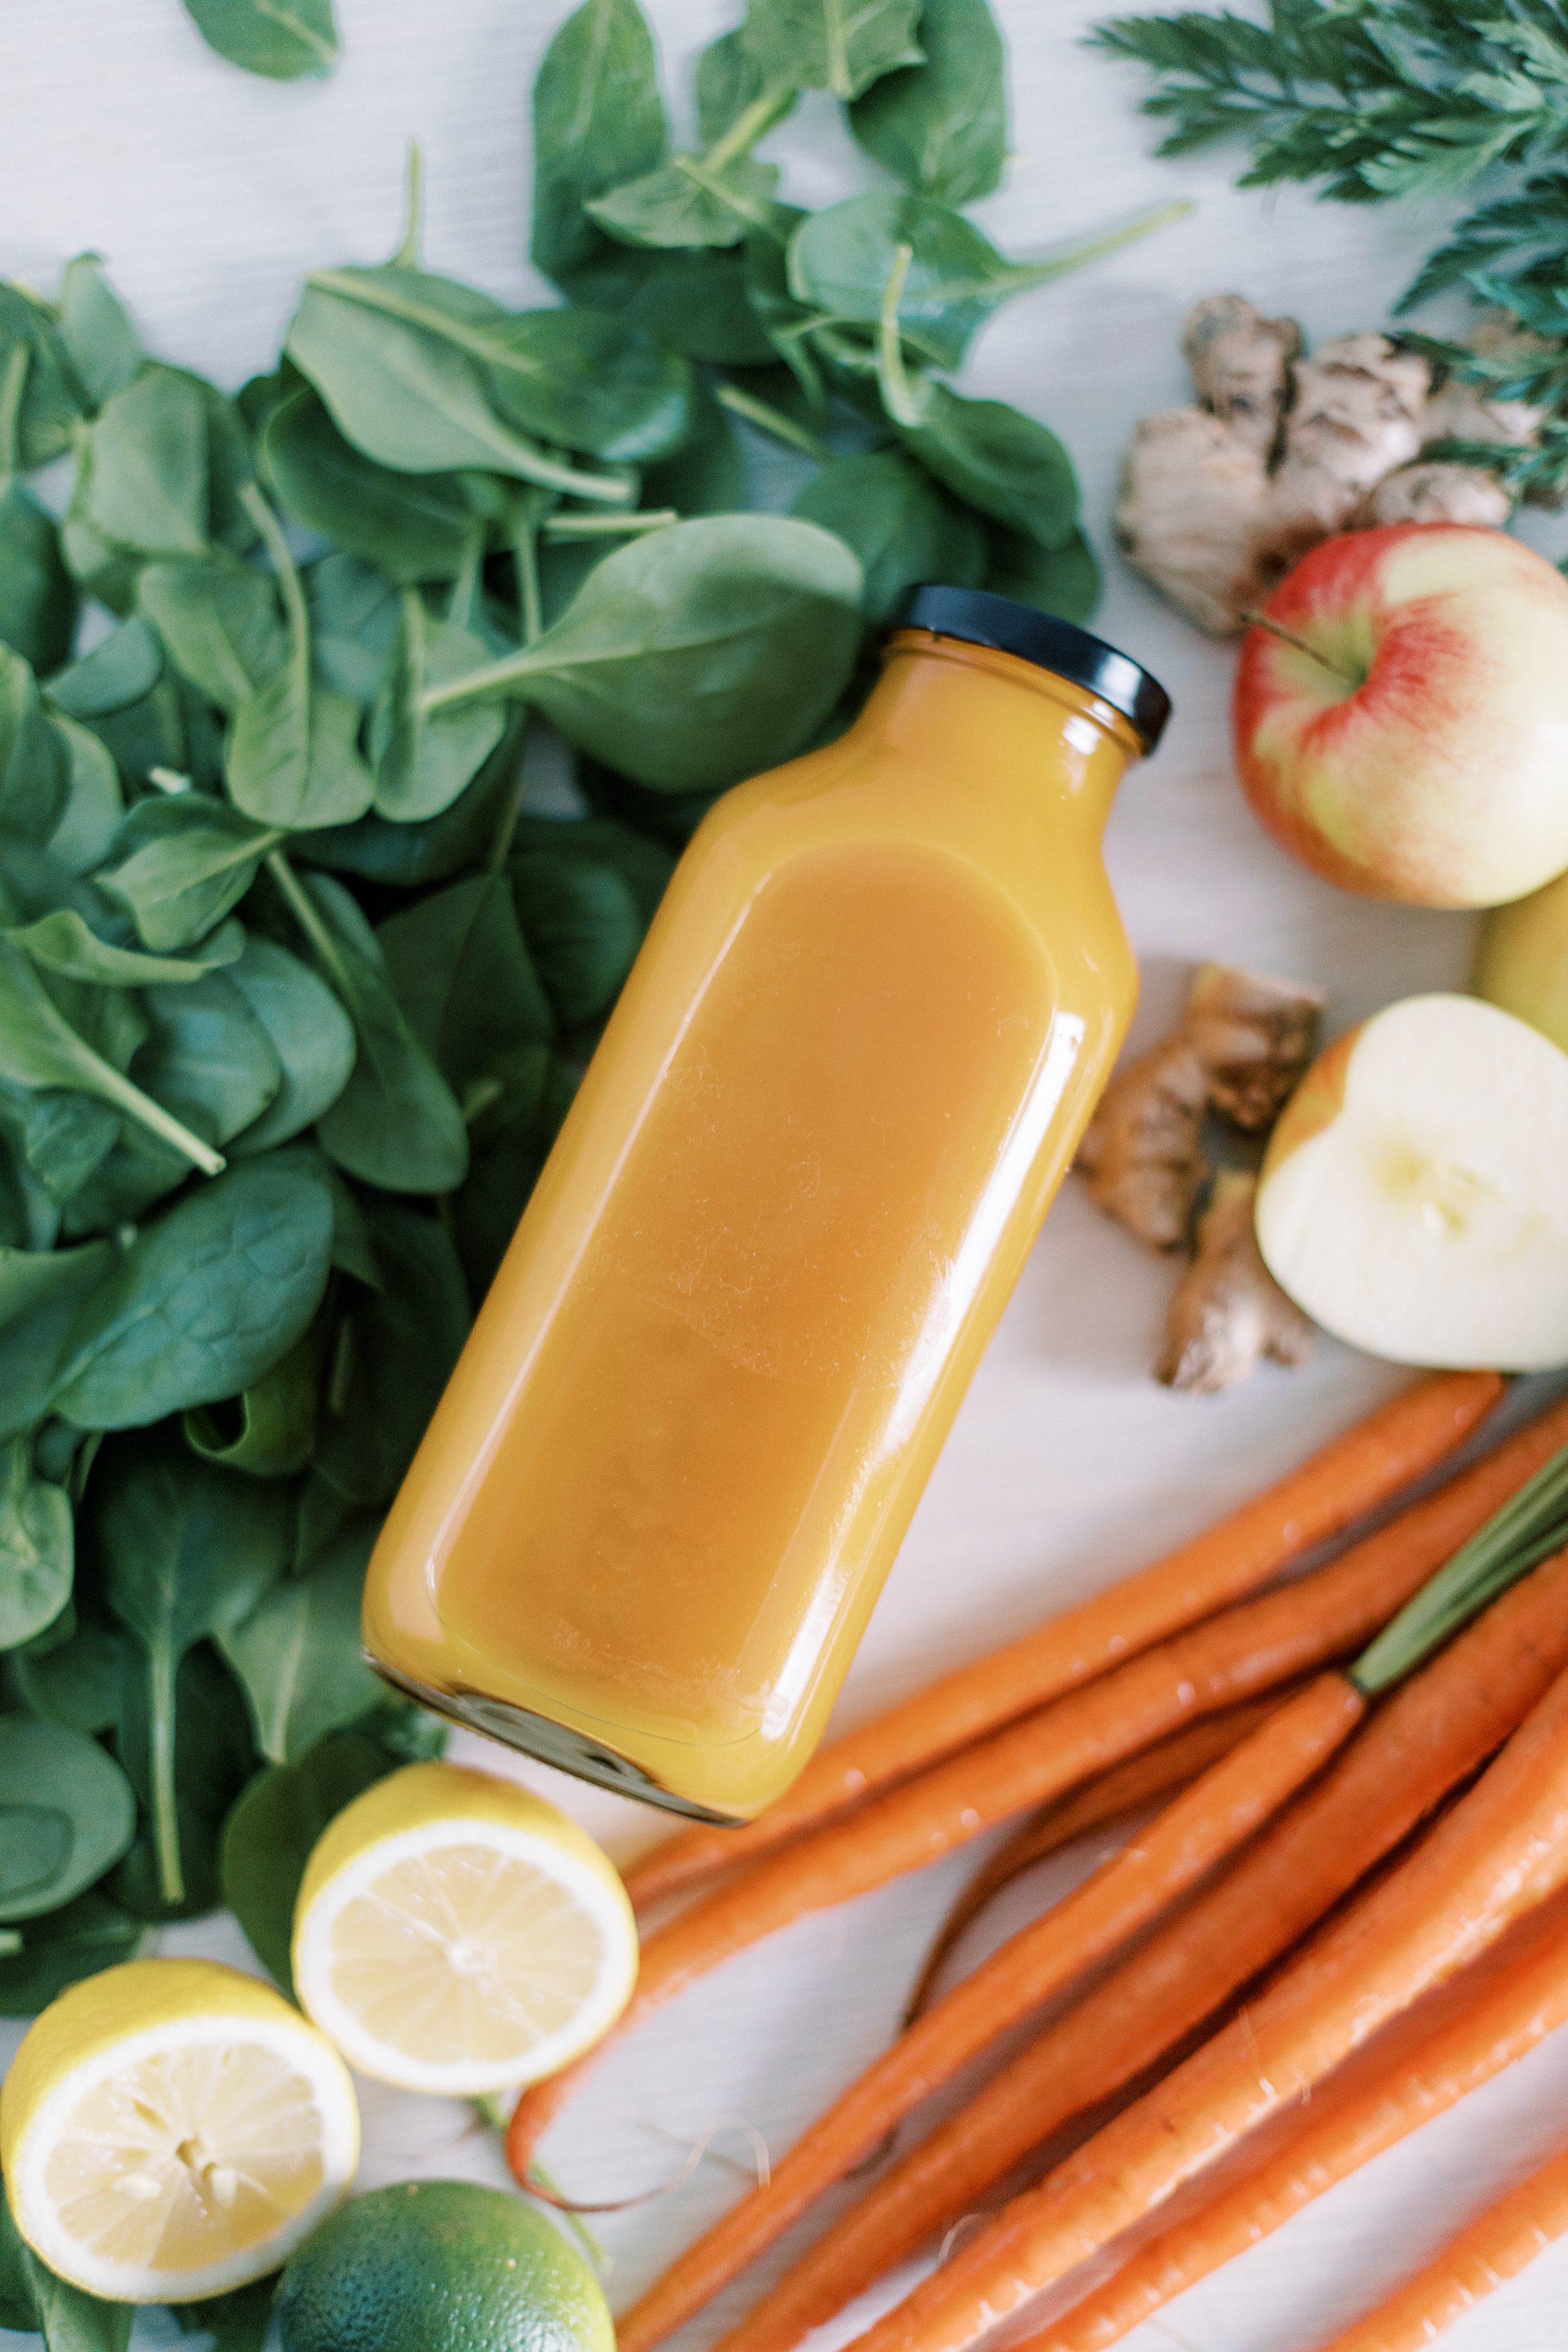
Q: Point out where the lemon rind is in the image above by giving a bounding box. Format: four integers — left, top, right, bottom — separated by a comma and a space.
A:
7, 2011, 360, 2305
292, 1816, 638, 2096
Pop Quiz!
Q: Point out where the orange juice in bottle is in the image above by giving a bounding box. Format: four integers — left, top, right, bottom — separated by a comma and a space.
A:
364, 589, 1169, 1820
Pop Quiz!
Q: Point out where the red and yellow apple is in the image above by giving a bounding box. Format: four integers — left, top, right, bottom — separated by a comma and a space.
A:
1254, 994, 1568, 1369
1233, 523, 1568, 907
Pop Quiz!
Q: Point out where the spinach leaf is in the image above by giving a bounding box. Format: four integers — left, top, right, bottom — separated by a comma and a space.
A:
224, 487, 374, 832
531, 0, 669, 305
314, 1199, 469, 1504
378, 874, 555, 1105
0, 283, 84, 470
421, 514, 862, 792
642, 376, 747, 510
511, 853, 644, 1033
109, 1639, 263, 1921
3, 908, 244, 989
793, 447, 985, 623
303, 549, 403, 704
132, 970, 284, 1147
46, 717, 125, 880
985, 521, 1102, 623
898, 384, 1081, 546
0, 1433, 73, 1647
0, 1717, 138, 1922
14, 1615, 125, 1736
849, 0, 1008, 204
0, 484, 78, 676
138, 559, 287, 711
44, 615, 163, 722
69, 365, 255, 569
52, 1158, 335, 1429
509, 809, 676, 923
0, 1086, 120, 1213
184, 1309, 324, 1477
0, 1239, 116, 1443
95, 1432, 291, 1906
625, 250, 778, 368
57, 255, 141, 409
0, 645, 70, 845
221, 1728, 393, 1990
1, 2183, 132, 2348
266, 385, 481, 584
790, 192, 1021, 370
225, 936, 357, 1153
742, 0, 923, 100
0, 1889, 142, 2016
219, 1517, 385, 1764
176, 2274, 279, 2352
453, 1051, 578, 1301
371, 594, 504, 822
697, 24, 786, 144
97, 793, 284, 953
589, 154, 786, 252
274, 866, 469, 1194
182, 0, 339, 80
0, 2180, 35, 2332
287, 268, 655, 496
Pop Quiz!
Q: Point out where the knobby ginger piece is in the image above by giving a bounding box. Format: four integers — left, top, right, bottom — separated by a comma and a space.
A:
1356, 461, 1513, 531
1265, 332, 1430, 557
1077, 963, 1324, 1250
1182, 293, 1301, 455
1116, 410, 1277, 638
1158, 1170, 1315, 1394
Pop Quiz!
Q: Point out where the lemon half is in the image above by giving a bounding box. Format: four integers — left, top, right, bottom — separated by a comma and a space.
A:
291, 1763, 638, 2096
0, 1959, 359, 2304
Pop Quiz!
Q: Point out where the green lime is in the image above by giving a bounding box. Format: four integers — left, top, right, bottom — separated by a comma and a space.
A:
275, 2179, 615, 2352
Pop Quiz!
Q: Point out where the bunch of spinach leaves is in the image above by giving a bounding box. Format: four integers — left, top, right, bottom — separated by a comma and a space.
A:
0, 1, 1171, 2335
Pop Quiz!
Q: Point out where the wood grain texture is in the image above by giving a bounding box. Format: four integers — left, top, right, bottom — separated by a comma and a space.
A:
3, 5, 1568, 2348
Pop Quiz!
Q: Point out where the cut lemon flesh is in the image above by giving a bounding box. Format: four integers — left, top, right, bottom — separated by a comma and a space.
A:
292, 1763, 638, 2095
0, 1960, 359, 2303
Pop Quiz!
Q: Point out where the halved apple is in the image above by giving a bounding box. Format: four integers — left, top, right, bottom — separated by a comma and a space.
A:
1255, 994, 1568, 1369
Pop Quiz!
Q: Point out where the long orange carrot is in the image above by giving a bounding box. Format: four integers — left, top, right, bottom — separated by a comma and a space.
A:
840, 1644, 1568, 2352
615, 1675, 1364, 2352
1317, 2131, 1568, 2351
698, 1525, 1568, 2352
904, 1686, 1315, 2027
1026, 1902, 1568, 2352
623, 1371, 1503, 1911
510, 1394, 1560, 2189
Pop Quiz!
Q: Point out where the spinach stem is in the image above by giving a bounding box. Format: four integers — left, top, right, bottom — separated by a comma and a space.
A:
394, 140, 425, 270
1001, 199, 1194, 295
240, 483, 312, 696
514, 519, 542, 649
543, 510, 679, 540
448, 531, 484, 629
715, 382, 829, 461
486, 723, 531, 875
672, 153, 780, 236
704, 83, 794, 173
875, 243, 925, 429
0, 345, 27, 485
150, 1643, 184, 1906
266, 849, 355, 1002
89, 1062, 225, 1177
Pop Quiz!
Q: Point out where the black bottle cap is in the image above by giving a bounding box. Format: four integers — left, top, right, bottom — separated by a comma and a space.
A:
894, 585, 1172, 755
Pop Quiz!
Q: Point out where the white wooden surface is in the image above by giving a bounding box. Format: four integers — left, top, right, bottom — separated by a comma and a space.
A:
6, 3, 1568, 2346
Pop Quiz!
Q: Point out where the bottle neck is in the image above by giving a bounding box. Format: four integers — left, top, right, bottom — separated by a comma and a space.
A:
857, 635, 1143, 841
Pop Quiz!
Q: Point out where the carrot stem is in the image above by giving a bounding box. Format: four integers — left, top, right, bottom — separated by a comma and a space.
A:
622, 1373, 1503, 1913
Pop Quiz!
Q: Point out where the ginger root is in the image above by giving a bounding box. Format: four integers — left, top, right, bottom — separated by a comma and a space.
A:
1077, 962, 1325, 1249
1119, 295, 1541, 634
1156, 1171, 1315, 1394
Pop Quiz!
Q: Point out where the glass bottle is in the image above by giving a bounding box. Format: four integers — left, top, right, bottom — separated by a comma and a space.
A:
363, 589, 1170, 1821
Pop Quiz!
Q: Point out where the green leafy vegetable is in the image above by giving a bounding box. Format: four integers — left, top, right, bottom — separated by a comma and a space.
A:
742, 0, 923, 101
97, 793, 285, 952
849, 0, 1008, 204
531, 0, 670, 304
0, 1889, 142, 2016
219, 1518, 386, 1763
57, 256, 140, 409
794, 448, 985, 623
182, 0, 339, 80
0, 1717, 138, 1921
265, 386, 482, 585
220, 1729, 394, 1991
0, 1433, 73, 1646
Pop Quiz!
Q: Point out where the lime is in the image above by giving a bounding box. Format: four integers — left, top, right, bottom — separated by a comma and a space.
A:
276, 2178, 615, 2352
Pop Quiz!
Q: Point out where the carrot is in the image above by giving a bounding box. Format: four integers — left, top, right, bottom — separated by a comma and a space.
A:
1317, 2133, 1568, 2352
508, 1393, 1562, 2190
1026, 1902, 1568, 2352
623, 1371, 1503, 1912
838, 1643, 1568, 2352
614, 1675, 1364, 2352
699, 1526, 1568, 2352
904, 1688, 1311, 2028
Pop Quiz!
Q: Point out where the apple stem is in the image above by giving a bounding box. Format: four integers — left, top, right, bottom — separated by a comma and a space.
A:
1240, 608, 1361, 688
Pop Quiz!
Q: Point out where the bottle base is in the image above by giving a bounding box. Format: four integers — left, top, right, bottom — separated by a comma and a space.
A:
363, 1654, 747, 1825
